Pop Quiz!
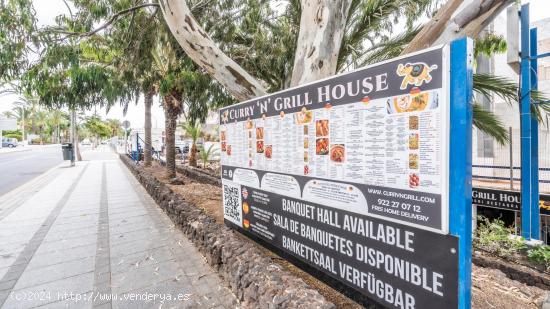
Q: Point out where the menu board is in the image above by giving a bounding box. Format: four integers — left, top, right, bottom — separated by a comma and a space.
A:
219, 46, 458, 308
220, 47, 449, 232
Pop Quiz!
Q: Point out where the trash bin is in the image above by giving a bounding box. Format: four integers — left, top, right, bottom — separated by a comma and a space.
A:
62, 143, 73, 160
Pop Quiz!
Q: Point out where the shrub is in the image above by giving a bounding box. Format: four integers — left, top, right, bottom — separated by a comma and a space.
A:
3, 133, 22, 141
474, 216, 526, 257
31, 138, 43, 145
527, 245, 550, 268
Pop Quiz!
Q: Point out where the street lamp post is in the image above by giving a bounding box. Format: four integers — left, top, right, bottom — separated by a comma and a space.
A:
20, 107, 25, 144
70, 108, 76, 166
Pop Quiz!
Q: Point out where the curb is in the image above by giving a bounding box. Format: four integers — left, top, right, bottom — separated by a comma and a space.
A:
175, 165, 221, 186
543, 293, 550, 309
472, 251, 550, 290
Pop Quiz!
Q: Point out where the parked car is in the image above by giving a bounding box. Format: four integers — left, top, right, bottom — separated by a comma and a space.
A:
1, 137, 18, 148
175, 140, 190, 154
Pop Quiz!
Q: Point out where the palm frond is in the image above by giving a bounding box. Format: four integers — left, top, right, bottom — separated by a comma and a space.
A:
338, 0, 432, 71
355, 26, 421, 68
473, 73, 550, 124
473, 73, 517, 105
473, 103, 509, 145
181, 122, 202, 141
198, 143, 219, 168
532, 90, 550, 124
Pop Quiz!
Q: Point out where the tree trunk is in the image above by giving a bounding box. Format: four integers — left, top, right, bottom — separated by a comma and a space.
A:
144, 90, 154, 167
402, 0, 513, 54
163, 96, 179, 179
70, 108, 76, 165
159, 0, 267, 101
75, 130, 82, 161
189, 142, 197, 167
290, 0, 352, 87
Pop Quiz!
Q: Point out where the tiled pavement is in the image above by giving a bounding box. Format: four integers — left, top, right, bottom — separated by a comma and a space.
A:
0, 148, 238, 308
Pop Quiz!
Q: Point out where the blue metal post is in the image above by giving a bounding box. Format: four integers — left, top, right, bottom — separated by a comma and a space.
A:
520, 4, 533, 239
530, 27, 540, 239
134, 133, 140, 162
449, 37, 474, 309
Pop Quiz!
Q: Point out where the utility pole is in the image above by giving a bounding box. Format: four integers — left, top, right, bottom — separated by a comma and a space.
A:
21, 107, 25, 144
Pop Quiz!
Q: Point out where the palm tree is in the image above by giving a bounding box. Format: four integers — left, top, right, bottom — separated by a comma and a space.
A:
105, 119, 122, 138
47, 110, 66, 144
34, 109, 48, 144
198, 143, 218, 168
152, 33, 184, 179
11, 103, 28, 142
1, 111, 14, 118
143, 88, 156, 167
182, 122, 202, 167
10, 96, 39, 142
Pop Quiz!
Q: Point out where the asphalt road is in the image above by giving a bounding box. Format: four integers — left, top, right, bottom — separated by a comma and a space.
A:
0, 146, 64, 197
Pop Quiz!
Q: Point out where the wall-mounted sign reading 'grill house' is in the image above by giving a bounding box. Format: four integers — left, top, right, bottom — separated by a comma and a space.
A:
472, 187, 550, 215
219, 45, 461, 309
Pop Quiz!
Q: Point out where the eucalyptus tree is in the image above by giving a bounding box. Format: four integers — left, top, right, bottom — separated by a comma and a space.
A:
159, 0, 508, 97
26, 0, 235, 174
0, 0, 38, 83
158, 0, 547, 143
21, 39, 133, 158
8, 0, 534, 149
55, 0, 163, 166
84, 115, 112, 146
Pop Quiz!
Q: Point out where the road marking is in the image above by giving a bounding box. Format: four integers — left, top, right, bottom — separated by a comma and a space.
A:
0, 163, 89, 307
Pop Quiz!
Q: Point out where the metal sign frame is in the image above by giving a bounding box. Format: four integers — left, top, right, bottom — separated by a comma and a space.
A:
518, 3, 548, 241
448, 38, 473, 309
219, 37, 474, 309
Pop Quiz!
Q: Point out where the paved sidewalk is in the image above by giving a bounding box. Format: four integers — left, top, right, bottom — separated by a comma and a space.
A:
0, 147, 237, 309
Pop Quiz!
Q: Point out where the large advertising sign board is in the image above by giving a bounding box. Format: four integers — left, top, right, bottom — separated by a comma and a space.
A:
219, 45, 463, 308
0, 118, 17, 131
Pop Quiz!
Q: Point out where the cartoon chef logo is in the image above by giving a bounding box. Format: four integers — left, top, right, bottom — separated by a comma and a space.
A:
221, 110, 229, 124
396, 62, 438, 90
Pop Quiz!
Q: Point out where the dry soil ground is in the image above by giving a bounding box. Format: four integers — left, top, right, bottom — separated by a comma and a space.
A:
145, 163, 548, 309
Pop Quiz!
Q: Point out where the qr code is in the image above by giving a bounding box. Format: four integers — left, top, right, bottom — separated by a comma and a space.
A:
223, 181, 242, 226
